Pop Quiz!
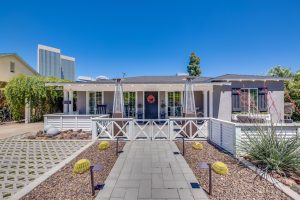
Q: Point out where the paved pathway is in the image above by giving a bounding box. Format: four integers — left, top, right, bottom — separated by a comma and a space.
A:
0, 122, 43, 139
96, 140, 208, 200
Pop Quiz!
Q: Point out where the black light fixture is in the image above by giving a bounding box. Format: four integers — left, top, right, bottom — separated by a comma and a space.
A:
90, 164, 104, 196
197, 162, 212, 195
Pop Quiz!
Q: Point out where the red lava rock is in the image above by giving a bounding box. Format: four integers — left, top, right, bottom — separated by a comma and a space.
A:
290, 174, 300, 184
280, 177, 296, 187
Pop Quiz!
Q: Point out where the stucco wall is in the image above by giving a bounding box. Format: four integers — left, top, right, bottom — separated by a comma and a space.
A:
213, 85, 232, 121
104, 91, 114, 113
194, 91, 203, 114
76, 91, 86, 114
0, 56, 36, 82
213, 81, 285, 123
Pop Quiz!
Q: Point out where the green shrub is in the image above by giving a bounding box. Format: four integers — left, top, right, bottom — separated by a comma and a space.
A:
4, 75, 68, 121
239, 125, 300, 175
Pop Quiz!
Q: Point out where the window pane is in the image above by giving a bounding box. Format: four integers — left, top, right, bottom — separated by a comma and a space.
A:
232, 91, 241, 112
174, 92, 181, 116
240, 89, 248, 112
89, 92, 95, 114
250, 89, 258, 113
123, 92, 136, 117
96, 92, 102, 105
168, 92, 174, 116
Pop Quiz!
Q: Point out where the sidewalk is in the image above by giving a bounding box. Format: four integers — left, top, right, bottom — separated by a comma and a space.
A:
0, 122, 43, 139
96, 140, 208, 200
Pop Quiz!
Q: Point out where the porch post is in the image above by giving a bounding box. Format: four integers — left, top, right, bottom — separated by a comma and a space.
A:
209, 90, 213, 118
203, 90, 208, 117
63, 91, 69, 114
68, 91, 73, 114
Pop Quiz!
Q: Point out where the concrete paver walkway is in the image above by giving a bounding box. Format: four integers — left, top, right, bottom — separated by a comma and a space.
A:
97, 140, 208, 200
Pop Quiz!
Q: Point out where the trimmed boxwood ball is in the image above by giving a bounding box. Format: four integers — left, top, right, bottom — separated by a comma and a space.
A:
212, 161, 229, 175
192, 142, 203, 150
73, 159, 91, 174
99, 141, 110, 151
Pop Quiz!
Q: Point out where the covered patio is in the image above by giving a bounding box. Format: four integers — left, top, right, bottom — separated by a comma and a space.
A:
46, 79, 229, 120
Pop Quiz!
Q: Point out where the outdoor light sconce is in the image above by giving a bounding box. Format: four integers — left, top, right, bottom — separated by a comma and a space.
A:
197, 162, 212, 195
90, 164, 105, 196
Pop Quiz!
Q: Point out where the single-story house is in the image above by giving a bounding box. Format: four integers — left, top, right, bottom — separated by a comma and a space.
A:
46, 74, 288, 123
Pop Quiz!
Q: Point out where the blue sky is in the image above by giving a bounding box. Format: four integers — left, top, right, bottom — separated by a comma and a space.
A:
0, 0, 300, 79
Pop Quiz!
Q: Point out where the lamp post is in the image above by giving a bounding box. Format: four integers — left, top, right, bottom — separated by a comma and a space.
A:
90, 164, 104, 196
198, 162, 212, 195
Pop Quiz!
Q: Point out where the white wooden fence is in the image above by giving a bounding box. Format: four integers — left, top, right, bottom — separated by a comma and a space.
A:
209, 119, 300, 156
44, 114, 109, 131
91, 117, 209, 141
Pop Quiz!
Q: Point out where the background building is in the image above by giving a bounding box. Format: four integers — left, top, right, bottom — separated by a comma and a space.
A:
0, 53, 37, 83
37, 44, 75, 81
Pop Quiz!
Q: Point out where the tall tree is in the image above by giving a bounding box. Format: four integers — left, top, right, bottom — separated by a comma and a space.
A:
267, 66, 292, 78
187, 52, 201, 77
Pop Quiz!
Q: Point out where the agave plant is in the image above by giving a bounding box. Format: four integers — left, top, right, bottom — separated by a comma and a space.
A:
239, 124, 300, 176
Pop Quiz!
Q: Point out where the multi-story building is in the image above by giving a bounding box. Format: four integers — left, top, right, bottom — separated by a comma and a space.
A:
37, 44, 75, 81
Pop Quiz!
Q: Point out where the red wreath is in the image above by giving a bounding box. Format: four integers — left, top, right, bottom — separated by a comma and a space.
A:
147, 95, 155, 104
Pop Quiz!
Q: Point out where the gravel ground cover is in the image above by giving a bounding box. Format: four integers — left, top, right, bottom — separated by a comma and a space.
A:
21, 141, 125, 200
25, 129, 92, 140
176, 141, 291, 200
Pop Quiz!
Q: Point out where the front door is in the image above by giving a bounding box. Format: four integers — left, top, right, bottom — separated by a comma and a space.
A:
144, 92, 158, 119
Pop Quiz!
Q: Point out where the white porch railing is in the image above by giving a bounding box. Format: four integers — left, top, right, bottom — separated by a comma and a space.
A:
209, 119, 300, 156
44, 114, 109, 131
92, 117, 210, 141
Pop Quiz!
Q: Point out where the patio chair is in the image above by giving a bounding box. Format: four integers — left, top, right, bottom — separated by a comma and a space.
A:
284, 103, 294, 123
96, 105, 107, 114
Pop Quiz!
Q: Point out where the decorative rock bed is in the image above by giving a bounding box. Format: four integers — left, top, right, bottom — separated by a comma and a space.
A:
26, 129, 91, 140
176, 141, 292, 200
21, 141, 125, 200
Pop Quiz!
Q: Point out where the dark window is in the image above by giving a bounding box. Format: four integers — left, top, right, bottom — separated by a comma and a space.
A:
232, 88, 241, 112
10, 62, 15, 73
258, 88, 268, 112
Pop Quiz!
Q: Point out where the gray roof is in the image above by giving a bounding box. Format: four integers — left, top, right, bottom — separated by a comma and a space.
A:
74, 74, 288, 84
79, 76, 212, 84
208, 74, 290, 82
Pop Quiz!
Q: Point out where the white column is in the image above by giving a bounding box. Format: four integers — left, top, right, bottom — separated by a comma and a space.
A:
158, 91, 160, 119
203, 90, 208, 117
68, 91, 73, 114
209, 90, 213, 117
63, 91, 69, 114
165, 91, 168, 118
86, 91, 89, 114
